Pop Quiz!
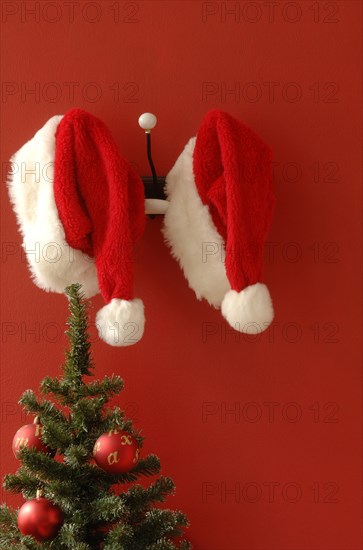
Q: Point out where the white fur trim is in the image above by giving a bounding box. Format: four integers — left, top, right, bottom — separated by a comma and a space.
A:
221, 283, 274, 334
7, 115, 98, 298
96, 298, 145, 346
163, 137, 230, 307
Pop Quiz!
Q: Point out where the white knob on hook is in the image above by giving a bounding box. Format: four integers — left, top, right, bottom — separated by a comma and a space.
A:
138, 112, 157, 132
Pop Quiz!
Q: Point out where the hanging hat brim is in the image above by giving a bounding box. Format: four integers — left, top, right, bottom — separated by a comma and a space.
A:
163, 137, 230, 308
7, 115, 99, 298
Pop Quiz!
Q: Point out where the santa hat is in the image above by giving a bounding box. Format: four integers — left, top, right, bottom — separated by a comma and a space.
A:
7, 108, 146, 346
163, 109, 275, 334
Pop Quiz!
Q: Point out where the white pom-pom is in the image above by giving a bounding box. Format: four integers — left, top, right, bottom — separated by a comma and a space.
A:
138, 113, 157, 131
221, 283, 273, 334
96, 298, 145, 346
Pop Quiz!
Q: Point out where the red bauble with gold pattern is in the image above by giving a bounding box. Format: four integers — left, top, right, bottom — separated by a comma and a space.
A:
93, 429, 140, 474
12, 417, 52, 458
17, 493, 64, 541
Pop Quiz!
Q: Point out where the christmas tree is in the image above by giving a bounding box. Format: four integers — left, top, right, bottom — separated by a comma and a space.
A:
0, 284, 190, 549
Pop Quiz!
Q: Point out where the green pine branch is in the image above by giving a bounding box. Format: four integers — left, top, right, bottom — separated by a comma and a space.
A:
19, 390, 68, 425
103, 523, 134, 548
122, 477, 176, 513
62, 284, 93, 380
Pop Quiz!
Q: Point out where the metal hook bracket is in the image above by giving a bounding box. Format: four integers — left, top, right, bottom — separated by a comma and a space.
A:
139, 113, 168, 215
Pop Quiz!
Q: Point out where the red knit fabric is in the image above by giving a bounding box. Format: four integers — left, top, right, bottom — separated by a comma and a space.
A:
54, 109, 145, 303
193, 110, 275, 292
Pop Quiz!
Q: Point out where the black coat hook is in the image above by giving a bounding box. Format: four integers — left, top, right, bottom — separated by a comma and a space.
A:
139, 113, 166, 202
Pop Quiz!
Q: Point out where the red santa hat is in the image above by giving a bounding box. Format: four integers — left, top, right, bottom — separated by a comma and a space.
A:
7, 108, 146, 346
163, 109, 275, 334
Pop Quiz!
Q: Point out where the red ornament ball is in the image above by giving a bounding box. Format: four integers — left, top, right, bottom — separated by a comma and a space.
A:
17, 496, 64, 541
12, 419, 52, 458
93, 429, 140, 474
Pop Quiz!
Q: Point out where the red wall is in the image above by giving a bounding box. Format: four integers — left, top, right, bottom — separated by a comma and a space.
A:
1, 1, 362, 548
